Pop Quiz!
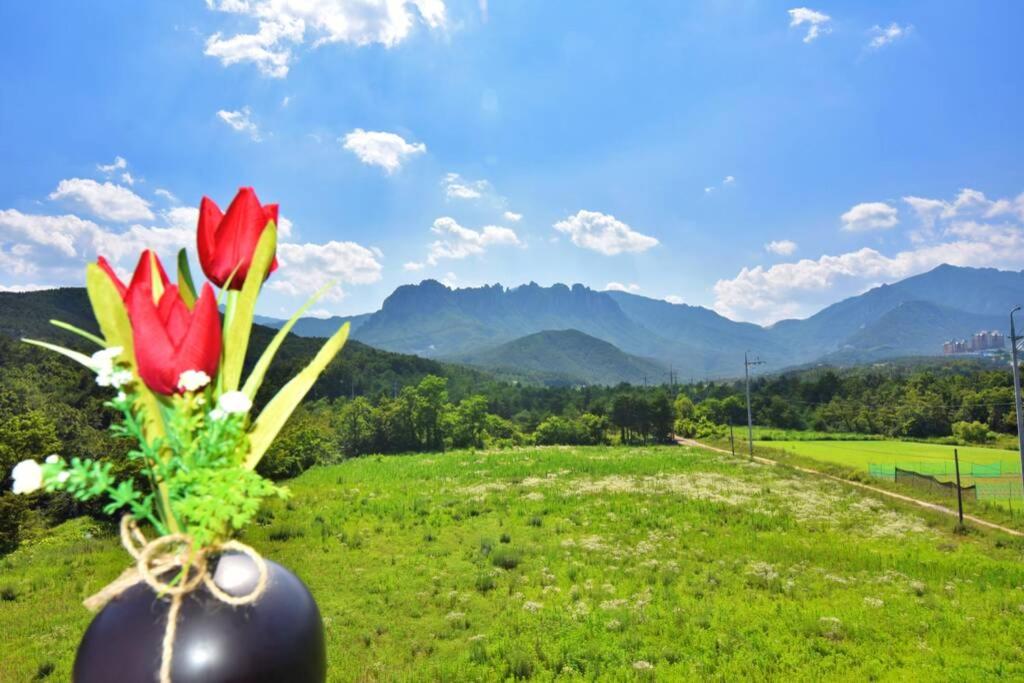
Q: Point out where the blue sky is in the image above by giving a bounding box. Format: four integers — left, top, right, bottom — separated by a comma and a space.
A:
1, 1, 1022, 323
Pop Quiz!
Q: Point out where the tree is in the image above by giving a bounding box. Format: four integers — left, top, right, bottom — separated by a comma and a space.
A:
450, 395, 489, 448
952, 420, 992, 444
339, 397, 375, 457
411, 375, 449, 451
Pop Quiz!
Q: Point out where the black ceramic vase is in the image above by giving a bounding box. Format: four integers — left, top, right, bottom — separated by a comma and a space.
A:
73, 552, 326, 683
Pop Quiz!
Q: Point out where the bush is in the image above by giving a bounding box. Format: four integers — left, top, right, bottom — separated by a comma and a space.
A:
952, 420, 993, 444
534, 414, 606, 446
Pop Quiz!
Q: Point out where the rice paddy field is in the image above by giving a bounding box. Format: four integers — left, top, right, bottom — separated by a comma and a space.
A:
755, 439, 1021, 477
3, 444, 1024, 681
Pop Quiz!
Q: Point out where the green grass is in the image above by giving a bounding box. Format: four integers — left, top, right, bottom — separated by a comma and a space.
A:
751, 427, 884, 442
4, 445, 1024, 680
757, 439, 1020, 479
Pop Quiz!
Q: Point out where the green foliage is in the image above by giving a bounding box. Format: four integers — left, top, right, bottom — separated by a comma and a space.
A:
952, 420, 994, 444
534, 414, 606, 446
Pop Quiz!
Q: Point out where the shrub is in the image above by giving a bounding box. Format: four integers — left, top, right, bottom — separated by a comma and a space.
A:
952, 420, 993, 444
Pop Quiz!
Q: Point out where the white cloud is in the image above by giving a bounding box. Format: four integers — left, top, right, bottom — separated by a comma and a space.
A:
503, 211, 523, 222
423, 216, 519, 265
704, 175, 736, 194
97, 156, 128, 174
204, 0, 447, 78
268, 240, 384, 300
403, 261, 425, 271
788, 7, 831, 43
154, 188, 179, 204
664, 295, 684, 305
121, 172, 136, 186
0, 210, 101, 257
342, 129, 425, 173
604, 282, 640, 293
765, 239, 798, 256
553, 210, 658, 256
442, 172, 489, 200
868, 23, 910, 50
440, 271, 458, 288
48, 178, 154, 223
841, 201, 899, 231
0, 283, 51, 293
217, 107, 262, 141
714, 187, 1024, 323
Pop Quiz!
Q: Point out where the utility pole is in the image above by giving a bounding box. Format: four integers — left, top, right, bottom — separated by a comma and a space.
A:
953, 448, 964, 527
1011, 306, 1024, 495
744, 351, 765, 459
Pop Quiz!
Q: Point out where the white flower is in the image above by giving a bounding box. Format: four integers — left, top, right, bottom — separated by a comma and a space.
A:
208, 407, 226, 421
116, 391, 128, 403
57, 471, 70, 484
45, 454, 60, 464
11, 459, 43, 494
177, 370, 211, 393
217, 391, 252, 416
109, 369, 133, 388
90, 346, 123, 370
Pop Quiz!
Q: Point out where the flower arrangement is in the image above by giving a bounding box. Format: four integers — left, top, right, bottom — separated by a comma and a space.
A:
9, 188, 347, 681
14, 187, 347, 544
14, 188, 345, 546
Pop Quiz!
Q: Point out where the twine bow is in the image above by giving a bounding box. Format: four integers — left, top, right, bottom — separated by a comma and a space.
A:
84, 516, 269, 683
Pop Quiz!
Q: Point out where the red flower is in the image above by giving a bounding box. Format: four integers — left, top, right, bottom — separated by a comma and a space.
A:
97, 251, 171, 303
197, 187, 279, 290
98, 250, 221, 395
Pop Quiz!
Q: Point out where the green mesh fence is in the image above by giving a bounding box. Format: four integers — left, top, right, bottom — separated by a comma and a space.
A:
976, 481, 1024, 501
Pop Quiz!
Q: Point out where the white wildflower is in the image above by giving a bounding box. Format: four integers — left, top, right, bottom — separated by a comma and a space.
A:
217, 391, 252, 415
45, 454, 60, 464
109, 369, 133, 388
90, 346, 122, 369
57, 471, 70, 484
11, 459, 43, 494
116, 391, 128, 403
633, 661, 654, 671
177, 370, 211, 393
522, 601, 543, 613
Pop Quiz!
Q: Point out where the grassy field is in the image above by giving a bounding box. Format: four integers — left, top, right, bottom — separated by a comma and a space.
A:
755, 439, 1021, 477
4, 445, 1024, 680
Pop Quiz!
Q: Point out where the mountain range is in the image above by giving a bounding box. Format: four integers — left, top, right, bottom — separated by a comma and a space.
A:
4, 264, 1021, 386
257, 264, 1020, 381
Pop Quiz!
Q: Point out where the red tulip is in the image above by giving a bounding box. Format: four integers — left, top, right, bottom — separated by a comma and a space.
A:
97, 251, 171, 303
197, 187, 279, 290
126, 274, 222, 395
96, 250, 221, 393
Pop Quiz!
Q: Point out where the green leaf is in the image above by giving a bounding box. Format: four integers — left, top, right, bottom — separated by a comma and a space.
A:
22, 338, 96, 369
222, 222, 277, 392
177, 249, 197, 310
241, 279, 337, 401
85, 263, 134, 366
244, 322, 350, 470
49, 319, 105, 347
85, 262, 178, 532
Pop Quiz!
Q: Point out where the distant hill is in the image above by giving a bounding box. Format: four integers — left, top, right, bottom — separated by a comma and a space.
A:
450, 329, 668, 386
771, 265, 1022, 360
0, 288, 490, 402
255, 312, 373, 338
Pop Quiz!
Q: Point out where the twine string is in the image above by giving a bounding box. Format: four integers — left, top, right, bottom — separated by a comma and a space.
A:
85, 516, 269, 683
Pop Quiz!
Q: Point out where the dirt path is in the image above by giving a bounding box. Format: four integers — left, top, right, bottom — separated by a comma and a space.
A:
675, 437, 1024, 538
